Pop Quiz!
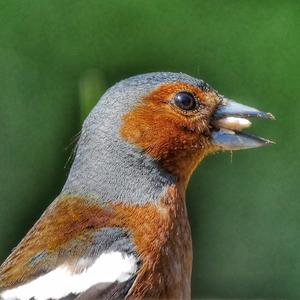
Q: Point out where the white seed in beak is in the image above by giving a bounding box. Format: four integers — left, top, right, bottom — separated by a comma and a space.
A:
214, 117, 252, 131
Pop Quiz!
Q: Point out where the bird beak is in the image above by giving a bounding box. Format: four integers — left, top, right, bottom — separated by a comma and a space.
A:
211, 98, 275, 150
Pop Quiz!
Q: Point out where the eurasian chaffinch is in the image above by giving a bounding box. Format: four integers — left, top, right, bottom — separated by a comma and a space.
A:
0, 72, 274, 300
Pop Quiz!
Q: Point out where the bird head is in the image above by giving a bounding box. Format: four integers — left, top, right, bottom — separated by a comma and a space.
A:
64, 72, 274, 201
118, 72, 273, 185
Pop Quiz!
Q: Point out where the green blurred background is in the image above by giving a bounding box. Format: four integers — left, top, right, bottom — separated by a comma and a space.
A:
0, 0, 299, 299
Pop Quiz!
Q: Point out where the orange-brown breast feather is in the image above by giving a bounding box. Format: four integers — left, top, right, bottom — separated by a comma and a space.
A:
111, 185, 192, 299
0, 185, 192, 299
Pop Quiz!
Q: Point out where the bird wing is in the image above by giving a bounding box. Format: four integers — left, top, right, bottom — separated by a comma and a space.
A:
0, 196, 139, 300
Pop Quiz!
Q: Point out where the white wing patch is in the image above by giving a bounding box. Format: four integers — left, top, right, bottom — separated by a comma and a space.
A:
1, 252, 137, 300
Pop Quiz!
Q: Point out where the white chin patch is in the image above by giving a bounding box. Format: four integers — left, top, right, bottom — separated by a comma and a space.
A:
1, 252, 137, 300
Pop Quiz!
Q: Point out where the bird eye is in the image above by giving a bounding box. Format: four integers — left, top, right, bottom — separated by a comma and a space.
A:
173, 92, 197, 111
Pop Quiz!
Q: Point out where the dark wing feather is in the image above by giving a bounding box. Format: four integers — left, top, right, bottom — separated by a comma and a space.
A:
74, 278, 135, 300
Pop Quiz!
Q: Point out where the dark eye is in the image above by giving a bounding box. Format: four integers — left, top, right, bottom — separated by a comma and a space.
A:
173, 92, 197, 111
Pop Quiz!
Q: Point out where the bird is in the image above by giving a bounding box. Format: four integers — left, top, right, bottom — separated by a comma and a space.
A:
0, 72, 274, 300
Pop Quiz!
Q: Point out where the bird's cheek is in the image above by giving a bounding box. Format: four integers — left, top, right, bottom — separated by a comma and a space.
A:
184, 116, 211, 139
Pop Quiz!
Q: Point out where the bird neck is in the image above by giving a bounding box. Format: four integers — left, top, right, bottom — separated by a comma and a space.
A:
62, 130, 176, 205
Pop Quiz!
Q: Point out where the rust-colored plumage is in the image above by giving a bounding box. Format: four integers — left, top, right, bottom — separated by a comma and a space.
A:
121, 82, 220, 186
1, 185, 191, 299
0, 198, 111, 288
0, 72, 274, 300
